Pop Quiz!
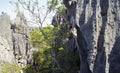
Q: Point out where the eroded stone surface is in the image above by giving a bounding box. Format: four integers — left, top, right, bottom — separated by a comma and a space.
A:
61, 0, 120, 73
0, 12, 33, 69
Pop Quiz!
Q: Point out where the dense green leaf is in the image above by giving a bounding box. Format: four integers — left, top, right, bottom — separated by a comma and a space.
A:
2, 63, 21, 73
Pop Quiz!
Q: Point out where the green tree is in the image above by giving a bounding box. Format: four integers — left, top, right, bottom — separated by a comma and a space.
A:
11, 0, 80, 73
27, 26, 55, 73
30, 26, 54, 48
28, 25, 80, 73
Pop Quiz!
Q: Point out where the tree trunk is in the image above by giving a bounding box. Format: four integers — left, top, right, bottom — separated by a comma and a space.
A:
63, 0, 120, 73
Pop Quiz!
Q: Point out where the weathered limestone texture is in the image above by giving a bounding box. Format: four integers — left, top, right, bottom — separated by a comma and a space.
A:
11, 12, 33, 68
0, 12, 13, 49
0, 12, 33, 69
0, 12, 15, 72
0, 36, 15, 72
62, 0, 120, 73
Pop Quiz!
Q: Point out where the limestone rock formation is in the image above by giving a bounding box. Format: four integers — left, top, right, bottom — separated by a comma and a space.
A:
0, 12, 33, 69
0, 12, 13, 48
0, 36, 15, 72
0, 12, 15, 72
53, 0, 120, 73
11, 12, 33, 68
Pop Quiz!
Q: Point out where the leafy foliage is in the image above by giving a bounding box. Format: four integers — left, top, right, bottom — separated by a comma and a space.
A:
1, 63, 21, 73
30, 26, 54, 48
28, 26, 54, 73
23, 64, 34, 73
47, 0, 59, 11
11, 0, 80, 73
27, 24, 80, 73
52, 25, 80, 73
47, 0, 66, 14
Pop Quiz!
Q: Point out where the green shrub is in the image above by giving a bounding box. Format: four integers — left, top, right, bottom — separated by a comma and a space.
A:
1, 63, 21, 73
23, 64, 34, 73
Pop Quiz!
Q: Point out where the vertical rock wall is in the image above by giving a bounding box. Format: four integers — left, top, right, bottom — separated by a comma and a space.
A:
0, 12, 33, 69
11, 12, 33, 68
0, 12, 15, 72
62, 0, 120, 73
0, 12, 13, 49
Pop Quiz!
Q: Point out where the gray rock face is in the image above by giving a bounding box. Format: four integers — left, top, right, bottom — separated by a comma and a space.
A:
0, 13, 15, 72
0, 36, 15, 72
0, 12, 13, 49
11, 12, 33, 68
62, 0, 120, 73
0, 12, 33, 69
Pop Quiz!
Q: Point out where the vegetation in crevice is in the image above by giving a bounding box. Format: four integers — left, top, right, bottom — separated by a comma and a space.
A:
9, 0, 80, 73
26, 24, 80, 73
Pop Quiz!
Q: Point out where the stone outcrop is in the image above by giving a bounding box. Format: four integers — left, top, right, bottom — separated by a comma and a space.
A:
0, 12, 33, 69
53, 0, 120, 73
0, 12, 15, 73
0, 12, 13, 48
11, 12, 33, 68
0, 36, 15, 72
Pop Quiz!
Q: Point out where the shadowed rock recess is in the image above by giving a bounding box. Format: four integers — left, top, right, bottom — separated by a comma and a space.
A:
53, 0, 120, 73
